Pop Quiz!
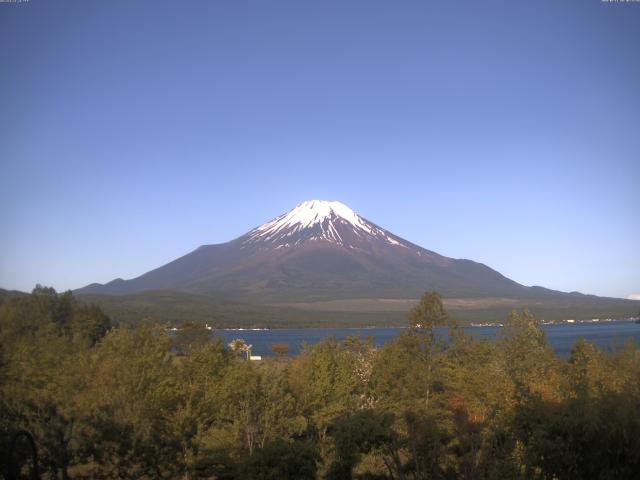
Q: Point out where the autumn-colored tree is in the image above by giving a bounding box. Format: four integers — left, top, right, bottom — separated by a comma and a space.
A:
270, 342, 290, 357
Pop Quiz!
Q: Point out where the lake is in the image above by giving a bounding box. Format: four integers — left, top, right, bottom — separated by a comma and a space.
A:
213, 321, 640, 358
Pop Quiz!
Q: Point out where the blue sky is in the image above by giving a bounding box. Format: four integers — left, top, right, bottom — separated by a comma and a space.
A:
1, 0, 638, 298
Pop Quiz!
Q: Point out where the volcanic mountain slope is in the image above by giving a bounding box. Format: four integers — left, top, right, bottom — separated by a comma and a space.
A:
77, 200, 587, 303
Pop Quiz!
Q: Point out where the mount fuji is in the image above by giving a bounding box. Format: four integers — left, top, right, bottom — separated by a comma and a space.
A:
77, 200, 575, 303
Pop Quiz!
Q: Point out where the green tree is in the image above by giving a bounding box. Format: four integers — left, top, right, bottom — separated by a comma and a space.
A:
499, 309, 557, 396
74, 325, 181, 478
513, 389, 640, 479
289, 339, 359, 463
173, 322, 212, 355
218, 360, 263, 455
71, 303, 111, 347
407, 291, 450, 328
326, 410, 397, 480
0, 287, 114, 479
239, 439, 319, 480
256, 362, 306, 448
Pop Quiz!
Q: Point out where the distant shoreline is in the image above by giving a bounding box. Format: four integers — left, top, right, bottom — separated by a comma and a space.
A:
211, 318, 639, 332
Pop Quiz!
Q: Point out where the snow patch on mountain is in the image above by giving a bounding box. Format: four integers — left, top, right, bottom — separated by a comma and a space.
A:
243, 200, 410, 249
255, 200, 371, 233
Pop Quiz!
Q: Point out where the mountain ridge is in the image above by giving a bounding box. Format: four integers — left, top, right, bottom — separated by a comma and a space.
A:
75, 200, 622, 304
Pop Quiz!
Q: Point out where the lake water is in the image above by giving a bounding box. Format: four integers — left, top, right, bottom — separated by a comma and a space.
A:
213, 321, 640, 358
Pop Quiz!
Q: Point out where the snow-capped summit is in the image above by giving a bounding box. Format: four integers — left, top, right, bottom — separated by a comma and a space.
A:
259, 200, 367, 231
244, 199, 408, 249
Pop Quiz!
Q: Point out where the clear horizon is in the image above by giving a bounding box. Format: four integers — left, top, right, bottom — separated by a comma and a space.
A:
1, 0, 639, 299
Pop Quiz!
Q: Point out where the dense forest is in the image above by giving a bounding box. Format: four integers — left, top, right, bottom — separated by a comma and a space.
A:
1, 288, 639, 479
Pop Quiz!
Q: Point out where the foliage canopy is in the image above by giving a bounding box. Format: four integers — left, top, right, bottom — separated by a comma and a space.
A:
1, 288, 639, 479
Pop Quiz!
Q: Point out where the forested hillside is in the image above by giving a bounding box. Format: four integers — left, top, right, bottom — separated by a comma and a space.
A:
1, 288, 639, 479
